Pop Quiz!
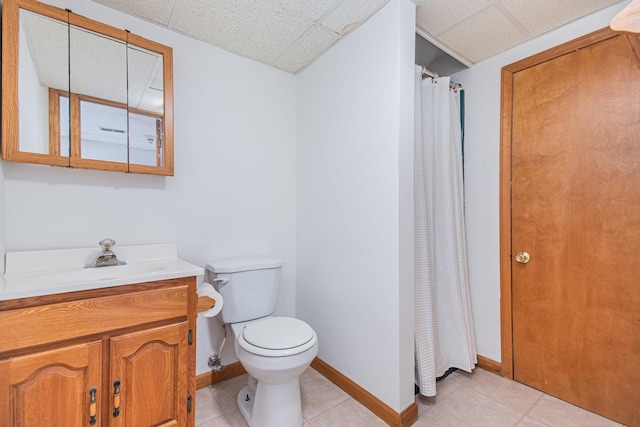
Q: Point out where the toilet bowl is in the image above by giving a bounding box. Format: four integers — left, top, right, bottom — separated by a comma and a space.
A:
205, 257, 318, 427
231, 317, 318, 427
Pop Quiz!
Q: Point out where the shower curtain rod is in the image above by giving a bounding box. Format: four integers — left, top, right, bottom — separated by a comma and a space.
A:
420, 65, 439, 79
419, 65, 463, 92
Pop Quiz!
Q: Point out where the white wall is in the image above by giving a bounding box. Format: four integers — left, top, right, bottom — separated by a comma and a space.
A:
4, 0, 297, 374
453, 2, 628, 362
296, 0, 416, 413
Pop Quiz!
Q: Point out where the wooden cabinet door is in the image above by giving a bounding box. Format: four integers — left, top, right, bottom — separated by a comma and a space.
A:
0, 341, 102, 427
109, 322, 189, 427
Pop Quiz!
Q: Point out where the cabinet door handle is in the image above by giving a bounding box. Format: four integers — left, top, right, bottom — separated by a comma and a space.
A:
113, 380, 121, 417
89, 387, 97, 425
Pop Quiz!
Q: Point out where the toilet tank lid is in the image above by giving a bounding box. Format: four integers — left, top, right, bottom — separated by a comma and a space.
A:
206, 257, 283, 273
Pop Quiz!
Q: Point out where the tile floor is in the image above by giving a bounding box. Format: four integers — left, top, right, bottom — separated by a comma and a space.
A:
195, 367, 625, 427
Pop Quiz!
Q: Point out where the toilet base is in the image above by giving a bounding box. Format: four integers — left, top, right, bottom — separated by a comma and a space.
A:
237, 386, 254, 424
236, 379, 304, 427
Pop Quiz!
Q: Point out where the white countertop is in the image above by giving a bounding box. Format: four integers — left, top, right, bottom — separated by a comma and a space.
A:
0, 243, 203, 301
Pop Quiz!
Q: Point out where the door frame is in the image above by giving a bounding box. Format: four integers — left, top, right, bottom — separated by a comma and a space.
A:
498, 26, 633, 379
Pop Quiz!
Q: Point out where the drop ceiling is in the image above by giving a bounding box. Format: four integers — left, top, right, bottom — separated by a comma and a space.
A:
90, 0, 627, 74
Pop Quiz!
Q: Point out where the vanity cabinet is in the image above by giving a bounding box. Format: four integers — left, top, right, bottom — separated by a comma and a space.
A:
0, 277, 197, 427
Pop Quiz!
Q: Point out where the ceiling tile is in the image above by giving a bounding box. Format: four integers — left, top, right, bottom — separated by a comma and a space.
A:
500, 0, 625, 37
321, 0, 388, 35
273, 25, 340, 73
171, 0, 312, 65
90, 0, 626, 75
91, 0, 177, 26
277, 0, 338, 22
414, 0, 493, 35
439, 6, 526, 63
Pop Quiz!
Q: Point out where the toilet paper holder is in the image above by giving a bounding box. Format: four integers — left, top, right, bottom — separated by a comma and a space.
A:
197, 282, 224, 317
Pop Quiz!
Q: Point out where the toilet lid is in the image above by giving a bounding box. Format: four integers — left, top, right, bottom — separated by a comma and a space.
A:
242, 317, 314, 350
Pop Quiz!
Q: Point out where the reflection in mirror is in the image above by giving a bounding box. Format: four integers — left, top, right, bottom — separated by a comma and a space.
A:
79, 99, 128, 163
18, 8, 69, 157
58, 92, 70, 157
69, 24, 128, 164
129, 112, 162, 166
127, 45, 164, 167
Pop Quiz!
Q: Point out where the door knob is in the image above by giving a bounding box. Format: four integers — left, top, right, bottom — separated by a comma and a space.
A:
515, 251, 531, 264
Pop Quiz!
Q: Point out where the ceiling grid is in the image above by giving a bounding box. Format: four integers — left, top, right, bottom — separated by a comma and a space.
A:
90, 0, 628, 73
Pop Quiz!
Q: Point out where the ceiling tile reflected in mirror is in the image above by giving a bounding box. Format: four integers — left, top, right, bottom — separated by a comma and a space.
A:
21, 9, 68, 93
127, 46, 164, 114
70, 27, 128, 105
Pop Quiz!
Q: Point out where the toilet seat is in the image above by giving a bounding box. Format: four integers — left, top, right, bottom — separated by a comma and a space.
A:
237, 317, 317, 357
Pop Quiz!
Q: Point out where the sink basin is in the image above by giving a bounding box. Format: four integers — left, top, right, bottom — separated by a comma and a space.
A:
0, 244, 204, 301
37, 263, 170, 285
2, 262, 172, 291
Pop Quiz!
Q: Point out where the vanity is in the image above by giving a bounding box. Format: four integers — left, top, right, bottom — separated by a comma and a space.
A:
0, 244, 204, 427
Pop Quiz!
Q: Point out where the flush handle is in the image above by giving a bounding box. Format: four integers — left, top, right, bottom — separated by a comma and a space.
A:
515, 251, 531, 264
212, 278, 229, 287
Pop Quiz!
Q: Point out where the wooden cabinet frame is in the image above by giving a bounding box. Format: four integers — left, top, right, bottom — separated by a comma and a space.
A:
1, 0, 175, 175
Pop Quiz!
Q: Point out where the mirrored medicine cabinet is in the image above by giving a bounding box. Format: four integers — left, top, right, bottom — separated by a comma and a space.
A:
1, 0, 174, 175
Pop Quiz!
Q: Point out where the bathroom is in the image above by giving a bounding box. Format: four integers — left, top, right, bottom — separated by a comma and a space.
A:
0, 0, 637, 426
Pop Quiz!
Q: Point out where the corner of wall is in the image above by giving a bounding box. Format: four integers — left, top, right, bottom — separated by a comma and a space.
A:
0, 163, 6, 275
395, 0, 417, 412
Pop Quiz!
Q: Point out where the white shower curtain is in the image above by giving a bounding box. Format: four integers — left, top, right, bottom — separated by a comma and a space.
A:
414, 66, 477, 396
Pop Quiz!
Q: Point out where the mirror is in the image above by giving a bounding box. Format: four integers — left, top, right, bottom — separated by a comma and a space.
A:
127, 44, 165, 167
18, 7, 70, 161
2, 0, 174, 175
70, 23, 128, 167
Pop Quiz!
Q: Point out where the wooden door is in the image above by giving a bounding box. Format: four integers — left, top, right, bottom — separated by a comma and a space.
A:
109, 322, 189, 427
508, 31, 640, 426
0, 341, 102, 427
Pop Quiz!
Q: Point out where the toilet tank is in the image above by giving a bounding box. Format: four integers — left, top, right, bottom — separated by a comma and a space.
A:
206, 257, 283, 324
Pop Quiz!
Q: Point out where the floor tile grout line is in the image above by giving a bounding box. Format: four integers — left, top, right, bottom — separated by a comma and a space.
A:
430, 384, 482, 424
464, 373, 547, 416
423, 396, 472, 427
438, 403, 472, 427
436, 382, 527, 426
522, 394, 626, 427
518, 392, 549, 426
511, 394, 548, 427
299, 373, 352, 422
303, 394, 353, 422
447, 367, 487, 385
195, 387, 225, 426
420, 373, 469, 411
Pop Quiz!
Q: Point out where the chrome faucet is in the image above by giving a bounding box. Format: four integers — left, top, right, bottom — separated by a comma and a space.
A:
85, 238, 126, 268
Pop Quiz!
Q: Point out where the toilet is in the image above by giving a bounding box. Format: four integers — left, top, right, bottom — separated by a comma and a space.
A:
206, 257, 318, 427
